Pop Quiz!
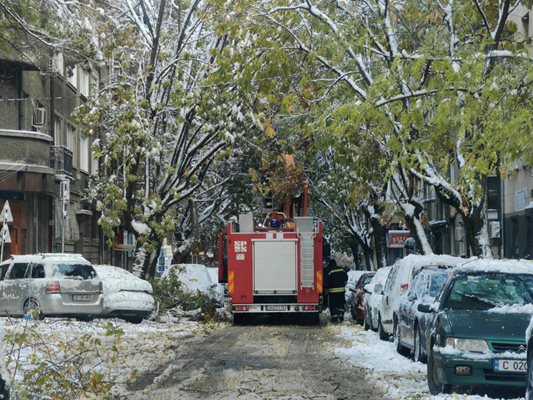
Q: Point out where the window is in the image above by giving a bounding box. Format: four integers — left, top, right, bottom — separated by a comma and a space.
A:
53, 115, 63, 145
56, 264, 96, 280
66, 123, 75, 151
80, 133, 89, 172
31, 264, 45, 279
67, 65, 78, 88
79, 69, 90, 97
8, 263, 29, 280
0, 263, 10, 280
487, 176, 499, 210
91, 151, 98, 175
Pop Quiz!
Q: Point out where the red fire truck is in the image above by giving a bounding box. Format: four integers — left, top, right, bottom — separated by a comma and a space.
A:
218, 213, 323, 324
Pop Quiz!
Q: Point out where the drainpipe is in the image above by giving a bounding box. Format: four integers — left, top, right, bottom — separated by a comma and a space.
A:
17, 70, 24, 130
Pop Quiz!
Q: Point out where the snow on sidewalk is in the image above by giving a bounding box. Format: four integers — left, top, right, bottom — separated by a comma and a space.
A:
334, 323, 524, 400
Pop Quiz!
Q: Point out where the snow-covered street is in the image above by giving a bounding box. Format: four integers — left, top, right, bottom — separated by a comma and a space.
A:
1, 314, 528, 399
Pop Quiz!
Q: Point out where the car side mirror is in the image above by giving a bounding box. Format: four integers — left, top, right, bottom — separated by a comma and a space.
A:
374, 284, 383, 295
417, 303, 433, 313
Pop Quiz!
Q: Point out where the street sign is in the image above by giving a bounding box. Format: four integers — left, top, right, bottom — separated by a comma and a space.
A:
1, 201, 13, 223
1, 225, 11, 244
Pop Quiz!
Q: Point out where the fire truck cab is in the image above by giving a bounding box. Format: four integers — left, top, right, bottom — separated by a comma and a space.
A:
218, 213, 323, 324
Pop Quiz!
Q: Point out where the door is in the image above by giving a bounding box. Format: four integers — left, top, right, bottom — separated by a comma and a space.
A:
2, 262, 31, 315
253, 240, 297, 293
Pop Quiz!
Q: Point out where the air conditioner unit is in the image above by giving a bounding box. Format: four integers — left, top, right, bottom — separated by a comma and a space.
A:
489, 221, 501, 239
33, 108, 46, 126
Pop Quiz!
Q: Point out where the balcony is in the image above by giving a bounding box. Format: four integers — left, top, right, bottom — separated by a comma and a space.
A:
50, 145, 74, 179
0, 129, 54, 174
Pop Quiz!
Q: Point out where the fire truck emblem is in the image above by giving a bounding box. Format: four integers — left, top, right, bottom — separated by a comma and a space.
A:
234, 241, 247, 253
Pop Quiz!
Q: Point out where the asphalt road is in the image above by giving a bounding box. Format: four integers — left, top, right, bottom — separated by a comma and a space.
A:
127, 316, 390, 400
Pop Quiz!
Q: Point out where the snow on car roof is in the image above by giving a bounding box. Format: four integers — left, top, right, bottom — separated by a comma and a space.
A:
93, 264, 152, 294
393, 254, 470, 268
455, 259, 533, 275
10, 253, 90, 264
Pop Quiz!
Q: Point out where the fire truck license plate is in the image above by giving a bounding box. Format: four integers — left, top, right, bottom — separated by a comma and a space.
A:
265, 305, 286, 311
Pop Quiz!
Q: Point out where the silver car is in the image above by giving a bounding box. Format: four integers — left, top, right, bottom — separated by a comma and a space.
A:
0, 253, 103, 318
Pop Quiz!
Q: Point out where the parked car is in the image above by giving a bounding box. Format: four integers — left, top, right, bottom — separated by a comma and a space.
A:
0, 254, 103, 318
345, 270, 366, 302
348, 272, 375, 325
93, 265, 154, 323
363, 266, 392, 332
419, 259, 533, 394
396, 268, 449, 361
526, 315, 533, 400
377, 254, 467, 341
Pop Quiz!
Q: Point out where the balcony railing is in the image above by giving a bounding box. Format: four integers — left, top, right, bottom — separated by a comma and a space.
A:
50, 145, 73, 178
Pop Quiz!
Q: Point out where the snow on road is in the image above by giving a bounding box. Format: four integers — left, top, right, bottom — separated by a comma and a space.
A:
335, 322, 524, 400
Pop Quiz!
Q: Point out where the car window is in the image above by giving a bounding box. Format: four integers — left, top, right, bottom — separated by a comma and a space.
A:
363, 274, 374, 286
55, 264, 97, 280
31, 264, 46, 279
428, 273, 448, 297
444, 273, 533, 310
8, 263, 30, 280
0, 263, 10, 280
385, 266, 398, 292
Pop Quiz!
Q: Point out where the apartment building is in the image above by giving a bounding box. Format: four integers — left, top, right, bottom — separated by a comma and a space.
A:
0, 46, 103, 262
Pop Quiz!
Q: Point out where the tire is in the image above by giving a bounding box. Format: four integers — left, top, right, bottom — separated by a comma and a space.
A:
378, 315, 388, 341
23, 298, 43, 320
299, 313, 320, 326
125, 316, 144, 324
413, 324, 426, 363
526, 352, 533, 400
233, 313, 247, 325
427, 346, 452, 395
394, 319, 409, 356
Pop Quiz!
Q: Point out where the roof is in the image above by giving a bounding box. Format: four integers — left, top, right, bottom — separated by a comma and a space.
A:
454, 259, 533, 275
9, 253, 89, 263
393, 254, 471, 268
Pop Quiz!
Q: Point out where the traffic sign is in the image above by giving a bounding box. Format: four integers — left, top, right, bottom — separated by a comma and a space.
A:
1, 201, 13, 223
1, 225, 11, 244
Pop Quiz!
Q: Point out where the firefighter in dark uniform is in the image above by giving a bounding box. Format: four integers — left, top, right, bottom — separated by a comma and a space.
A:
326, 259, 348, 323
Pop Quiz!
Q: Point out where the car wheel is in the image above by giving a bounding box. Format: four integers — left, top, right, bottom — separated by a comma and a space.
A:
414, 325, 426, 363
233, 313, 247, 325
378, 315, 388, 341
23, 298, 43, 320
427, 346, 452, 395
394, 320, 409, 356
526, 352, 533, 400
125, 316, 144, 324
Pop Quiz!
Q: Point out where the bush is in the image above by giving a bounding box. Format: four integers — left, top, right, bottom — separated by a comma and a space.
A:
4, 321, 127, 400
150, 268, 222, 321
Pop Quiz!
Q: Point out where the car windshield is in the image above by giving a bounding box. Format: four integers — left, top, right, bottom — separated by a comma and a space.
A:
363, 275, 374, 286
56, 264, 97, 280
428, 273, 448, 297
444, 273, 533, 310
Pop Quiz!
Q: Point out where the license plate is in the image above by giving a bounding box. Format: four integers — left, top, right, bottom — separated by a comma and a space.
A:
72, 294, 91, 302
265, 305, 286, 311
493, 359, 527, 373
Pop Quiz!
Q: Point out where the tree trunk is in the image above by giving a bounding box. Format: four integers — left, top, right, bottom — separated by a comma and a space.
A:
462, 204, 493, 258
403, 201, 433, 255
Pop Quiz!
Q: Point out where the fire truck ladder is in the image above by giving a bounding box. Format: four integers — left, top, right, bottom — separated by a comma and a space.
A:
299, 233, 315, 288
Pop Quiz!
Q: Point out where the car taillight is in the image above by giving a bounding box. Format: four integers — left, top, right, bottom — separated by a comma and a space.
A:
45, 281, 61, 294
400, 283, 409, 295
303, 305, 317, 311
99, 281, 103, 294
234, 305, 249, 312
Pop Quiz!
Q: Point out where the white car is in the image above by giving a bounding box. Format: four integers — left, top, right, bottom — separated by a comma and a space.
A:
93, 265, 154, 323
163, 264, 224, 305
377, 254, 469, 341
363, 266, 392, 331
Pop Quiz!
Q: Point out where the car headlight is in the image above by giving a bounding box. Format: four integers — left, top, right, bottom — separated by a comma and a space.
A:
445, 338, 489, 353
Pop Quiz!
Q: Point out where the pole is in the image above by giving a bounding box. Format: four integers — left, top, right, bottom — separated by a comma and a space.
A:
61, 213, 65, 253
0, 216, 6, 262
